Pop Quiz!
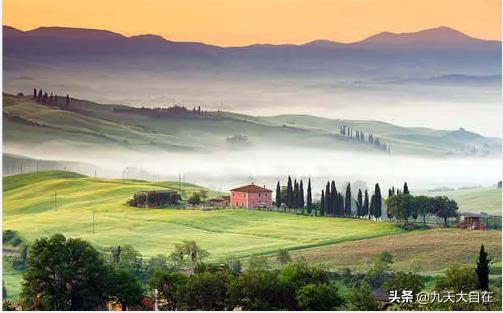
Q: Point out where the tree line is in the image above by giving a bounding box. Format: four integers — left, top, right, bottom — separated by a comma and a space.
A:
4, 233, 497, 311
273, 178, 459, 226
339, 124, 390, 153
32, 88, 70, 109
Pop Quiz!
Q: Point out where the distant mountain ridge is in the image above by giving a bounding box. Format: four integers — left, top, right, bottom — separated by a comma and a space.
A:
4, 25, 500, 50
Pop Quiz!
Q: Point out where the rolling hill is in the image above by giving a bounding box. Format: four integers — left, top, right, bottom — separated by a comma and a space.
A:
3, 170, 501, 300
3, 93, 500, 157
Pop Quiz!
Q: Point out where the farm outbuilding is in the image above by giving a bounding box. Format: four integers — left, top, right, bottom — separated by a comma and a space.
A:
128, 190, 180, 208
459, 212, 484, 230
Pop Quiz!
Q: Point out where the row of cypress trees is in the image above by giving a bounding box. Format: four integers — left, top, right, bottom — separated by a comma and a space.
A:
274, 177, 387, 219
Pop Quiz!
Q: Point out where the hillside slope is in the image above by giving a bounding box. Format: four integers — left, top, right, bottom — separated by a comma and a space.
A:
3, 93, 500, 157
3, 171, 402, 258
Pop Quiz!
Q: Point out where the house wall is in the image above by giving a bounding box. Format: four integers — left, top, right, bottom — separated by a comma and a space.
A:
246, 191, 272, 208
230, 191, 248, 208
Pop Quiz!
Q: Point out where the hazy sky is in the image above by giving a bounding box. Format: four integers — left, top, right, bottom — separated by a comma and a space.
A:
4, 0, 501, 46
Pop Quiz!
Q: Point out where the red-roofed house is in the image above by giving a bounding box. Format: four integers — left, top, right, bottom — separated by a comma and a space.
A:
230, 183, 272, 208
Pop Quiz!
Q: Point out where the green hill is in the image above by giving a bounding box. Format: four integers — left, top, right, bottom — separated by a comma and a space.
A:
422, 187, 502, 216
3, 93, 500, 156
3, 171, 402, 259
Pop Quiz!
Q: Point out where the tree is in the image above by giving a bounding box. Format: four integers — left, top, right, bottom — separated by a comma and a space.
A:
330, 181, 337, 215
373, 183, 382, 219
306, 179, 312, 214
320, 190, 325, 216
293, 180, 299, 208
369, 195, 375, 220
299, 180, 305, 212
149, 270, 188, 310
385, 193, 414, 223
227, 268, 285, 310
20, 234, 108, 310
413, 195, 434, 224
476, 245, 490, 291
295, 283, 344, 310
325, 182, 331, 215
287, 176, 293, 208
276, 249, 291, 265
435, 265, 479, 292
355, 189, 363, 217
169, 241, 209, 267
347, 283, 379, 311
275, 181, 281, 208
362, 190, 369, 217
383, 271, 424, 295
65, 94, 70, 107
107, 269, 143, 310
433, 196, 458, 226
187, 193, 202, 206
403, 182, 410, 194
33, 88, 37, 99
345, 183, 352, 216
177, 271, 230, 310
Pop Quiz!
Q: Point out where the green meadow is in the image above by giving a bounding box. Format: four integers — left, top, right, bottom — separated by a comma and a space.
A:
3, 171, 402, 259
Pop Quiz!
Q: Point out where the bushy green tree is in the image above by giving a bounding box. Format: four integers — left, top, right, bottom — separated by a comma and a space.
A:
177, 271, 230, 310
433, 196, 458, 226
296, 283, 344, 310
149, 270, 188, 310
347, 283, 380, 311
169, 241, 209, 267
386, 193, 414, 223
435, 265, 480, 292
384, 271, 424, 295
413, 195, 435, 224
20, 234, 108, 310
227, 268, 286, 310
107, 269, 143, 310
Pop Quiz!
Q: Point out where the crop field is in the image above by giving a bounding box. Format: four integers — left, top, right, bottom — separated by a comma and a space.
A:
290, 228, 502, 273
3, 171, 403, 259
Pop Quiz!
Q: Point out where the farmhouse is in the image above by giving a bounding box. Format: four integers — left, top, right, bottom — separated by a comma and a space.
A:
230, 183, 272, 208
128, 190, 180, 208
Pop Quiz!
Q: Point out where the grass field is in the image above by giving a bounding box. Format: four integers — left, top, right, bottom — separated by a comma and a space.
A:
422, 187, 502, 216
290, 228, 502, 273
3, 171, 403, 259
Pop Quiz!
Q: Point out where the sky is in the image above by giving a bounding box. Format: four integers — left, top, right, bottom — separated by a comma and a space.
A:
3, 0, 501, 46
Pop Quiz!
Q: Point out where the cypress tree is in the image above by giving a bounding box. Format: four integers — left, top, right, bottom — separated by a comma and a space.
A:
275, 181, 281, 208
345, 183, 352, 216
369, 195, 375, 220
306, 179, 312, 214
287, 176, 293, 209
356, 189, 363, 217
294, 180, 299, 208
337, 193, 344, 216
476, 245, 490, 291
325, 182, 331, 216
330, 181, 337, 215
374, 183, 382, 219
33, 88, 37, 99
320, 190, 325, 216
299, 180, 305, 212
37, 89, 42, 102
363, 190, 369, 217
403, 182, 409, 194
